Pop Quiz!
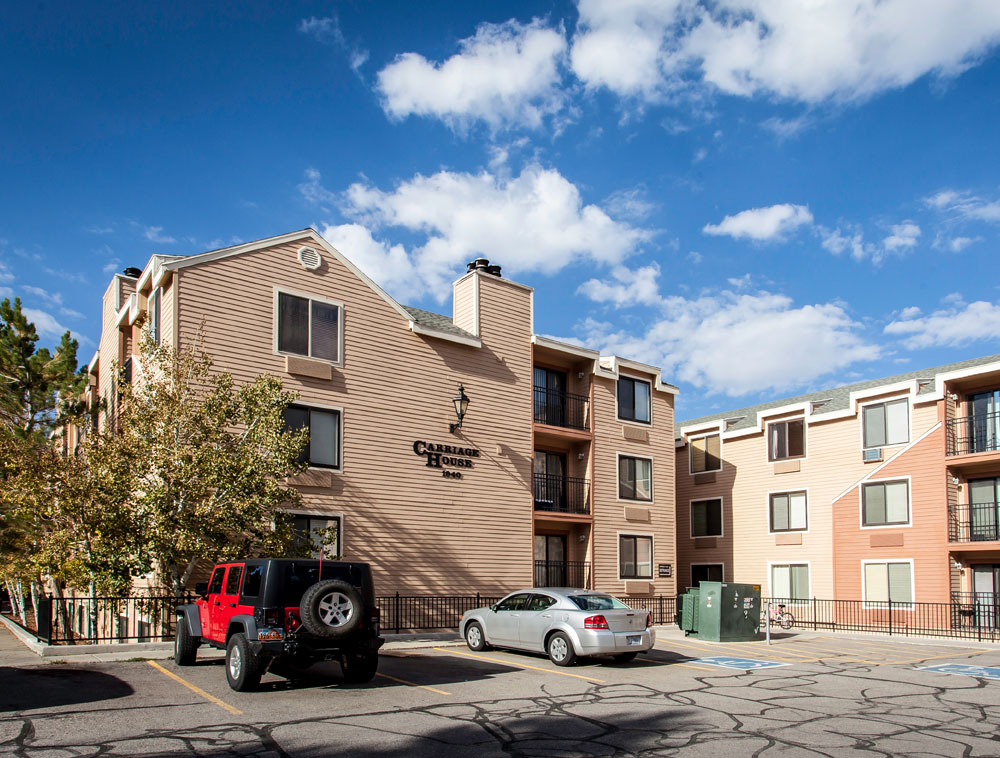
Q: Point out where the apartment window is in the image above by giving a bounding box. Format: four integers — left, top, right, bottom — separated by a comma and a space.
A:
276, 291, 341, 363
864, 561, 913, 605
690, 434, 721, 474
770, 491, 808, 532
618, 376, 651, 423
691, 564, 723, 586
292, 514, 343, 559
691, 498, 723, 538
618, 455, 652, 501
863, 398, 908, 448
862, 480, 910, 527
768, 418, 805, 462
771, 564, 809, 602
149, 287, 161, 345
619, 535, 653, 579
283, 405, 341, 469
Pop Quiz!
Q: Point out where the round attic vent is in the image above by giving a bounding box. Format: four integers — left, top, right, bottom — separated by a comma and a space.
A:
297, 246, 322, 270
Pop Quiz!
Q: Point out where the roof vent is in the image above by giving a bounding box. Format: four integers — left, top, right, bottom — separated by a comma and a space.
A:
122, 267, 142, 278
466, 258, 502, 277
298, 247, 322, 271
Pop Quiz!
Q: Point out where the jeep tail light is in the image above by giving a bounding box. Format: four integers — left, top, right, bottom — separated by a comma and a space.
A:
263, 608, 281, 627
286, 610, 301, 632
369, 607, 380, 632
584, 614, 609, 630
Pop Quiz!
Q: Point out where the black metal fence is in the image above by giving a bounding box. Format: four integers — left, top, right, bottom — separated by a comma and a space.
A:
534, 561, 590, 589
376, 593, 502, 634
533, 386, 589, 430
946, 412, 1000, 455
948, 502, 1000, 542
533, 473, 590, 514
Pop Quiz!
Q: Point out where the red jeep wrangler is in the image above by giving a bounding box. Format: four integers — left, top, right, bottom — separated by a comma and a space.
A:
175, 558, 383, 691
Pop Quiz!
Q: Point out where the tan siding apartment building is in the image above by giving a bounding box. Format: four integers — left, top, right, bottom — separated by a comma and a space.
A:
84, 229, 679, 597
675, 355, 1000, 613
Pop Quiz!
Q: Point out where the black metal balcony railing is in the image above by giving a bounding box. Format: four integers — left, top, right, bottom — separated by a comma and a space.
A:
948, 502, 1000, 542
533, 386, 589, 430
533, 473, 590, 514
534, 560, 590, 588
947, 412, 1000, 456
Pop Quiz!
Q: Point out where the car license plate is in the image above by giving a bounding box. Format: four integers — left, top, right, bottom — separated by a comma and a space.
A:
627, 634, 641, 645
258, 629, 284, 641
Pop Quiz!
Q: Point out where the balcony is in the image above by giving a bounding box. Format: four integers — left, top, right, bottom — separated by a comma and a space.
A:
533, 386, 589, 431
949, 502, 1000, 543
533, 473, 590, 515
534, 560, 590, 588
947, 413, 1000, 456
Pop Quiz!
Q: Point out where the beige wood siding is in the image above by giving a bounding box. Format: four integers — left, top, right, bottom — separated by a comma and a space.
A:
175, 245, 534, 594
452, 273, 477, 336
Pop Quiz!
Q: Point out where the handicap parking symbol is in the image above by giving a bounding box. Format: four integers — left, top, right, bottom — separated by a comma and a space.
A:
694, 656, 789, 670
918, 663, 1000, 680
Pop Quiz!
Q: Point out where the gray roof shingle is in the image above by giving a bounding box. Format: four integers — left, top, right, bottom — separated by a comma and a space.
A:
401, 305, 477, 340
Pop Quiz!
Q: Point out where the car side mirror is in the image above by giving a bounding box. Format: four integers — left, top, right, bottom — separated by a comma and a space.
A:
194, 582, 208, 598
490, 604, 498, 612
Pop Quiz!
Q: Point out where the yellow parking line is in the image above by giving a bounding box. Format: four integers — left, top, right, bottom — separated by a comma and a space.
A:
434, 647, 606, 683
375, 672, 451, 696
147, 661, 243, 716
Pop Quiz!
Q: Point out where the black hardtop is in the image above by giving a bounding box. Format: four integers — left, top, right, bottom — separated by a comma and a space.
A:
236, 558, 375, 608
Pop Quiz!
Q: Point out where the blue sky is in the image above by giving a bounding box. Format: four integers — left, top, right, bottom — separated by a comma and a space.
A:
2, 1, 1000, 420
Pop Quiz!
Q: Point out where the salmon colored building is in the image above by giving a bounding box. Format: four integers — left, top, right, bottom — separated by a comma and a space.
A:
82, 229, 678, 597
674, 355, 1000, 616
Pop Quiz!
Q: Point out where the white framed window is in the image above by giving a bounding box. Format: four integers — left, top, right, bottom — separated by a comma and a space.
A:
862, 398, 909, 448
767, 417, 805, 462
291, 513, 343, 559
862, 560, 914, 608
148, 287, 161, 345
617, 375, 651, 424
274, 288, 343, 364
861, 479, 910, 527
770, 563, 810, 604
618, 533, 653, 579
618, 454, 653, 501
283, 404, 342, 470
689, 433, 721, 474
691, 498, 723, 538
769, 491, 808, 533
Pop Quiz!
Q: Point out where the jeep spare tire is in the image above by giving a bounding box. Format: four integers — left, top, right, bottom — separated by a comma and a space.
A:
300, 579, 363, 638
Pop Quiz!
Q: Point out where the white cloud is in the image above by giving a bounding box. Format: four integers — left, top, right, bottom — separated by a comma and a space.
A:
687, 251, 703, 264
761, 114, 811, 139
924, 188, 1000, 223
570, 0, 1000, 105
298, 14, 369, 73
934, 235, 980, 253
318, 222, 421, 302
603, 187, 655, 221
21, 285, 63, 307
22, 307, 67, 338
885, 298, 1000, 349
299, 167, 339, 209
881, 222, 921, 252
703, 203, 813, 241
576, 263, 662, 307
335, 162, 653, 299
376, 19, 568, 131
575, 288, 880, 396
820, 226, 869, 261
0, 261, 12, 284
144, 225, 176, 244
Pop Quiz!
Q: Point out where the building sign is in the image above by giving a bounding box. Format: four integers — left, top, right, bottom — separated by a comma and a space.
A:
658, 563, 672, 578
412, 440, 481, 480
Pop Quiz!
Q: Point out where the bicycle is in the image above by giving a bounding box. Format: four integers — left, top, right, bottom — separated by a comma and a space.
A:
761, 602, 794, 630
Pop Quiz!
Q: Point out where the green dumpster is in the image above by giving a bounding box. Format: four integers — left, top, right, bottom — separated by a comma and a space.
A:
694, 581, 761, 642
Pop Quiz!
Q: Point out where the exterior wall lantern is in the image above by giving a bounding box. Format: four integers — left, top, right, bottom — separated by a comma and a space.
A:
450, 384, 470, 433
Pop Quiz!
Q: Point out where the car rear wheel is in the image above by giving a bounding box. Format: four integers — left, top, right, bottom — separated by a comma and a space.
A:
341, 652, 379, 684
300, 580, 363, 639
464, 621, 489, 651
174, 616, 197, 666
226, 633, 262, 691
546, 632, 577, 667
612, 652, 638, 663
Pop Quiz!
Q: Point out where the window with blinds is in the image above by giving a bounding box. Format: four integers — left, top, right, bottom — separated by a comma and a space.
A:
863, 561, 913, 606
862, 480, 910, 526
276, 291, 342, 363
771, 564, 809, 602
770, 491, 808, 532
690, 433, 721, 473
863, 398, 908, 448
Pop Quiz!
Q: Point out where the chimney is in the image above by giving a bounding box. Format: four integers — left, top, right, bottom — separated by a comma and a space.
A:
122, 267, 142, 278
465, 258, 501, 277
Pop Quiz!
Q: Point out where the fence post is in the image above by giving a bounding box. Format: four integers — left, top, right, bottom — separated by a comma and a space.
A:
36, 595, 52, 644
393, 592, 401, 634
976, 594, 982, 643
888, 599, 893, 637
812, 597, 817, 631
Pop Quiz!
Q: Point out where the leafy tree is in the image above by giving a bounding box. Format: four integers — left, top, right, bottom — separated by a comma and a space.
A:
114, 334, 310, 592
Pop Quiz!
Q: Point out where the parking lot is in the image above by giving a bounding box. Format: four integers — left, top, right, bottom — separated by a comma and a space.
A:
2, 629, 999, 757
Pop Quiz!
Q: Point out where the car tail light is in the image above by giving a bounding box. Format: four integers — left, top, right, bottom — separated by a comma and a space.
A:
584, 614, 609, 629
263, 608, 282, 627
370, 607, 380, 632
285, 610, 301, 632
646, 613, 652, 629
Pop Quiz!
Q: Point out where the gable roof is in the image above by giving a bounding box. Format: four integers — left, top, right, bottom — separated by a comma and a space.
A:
678, 352, 1000, 437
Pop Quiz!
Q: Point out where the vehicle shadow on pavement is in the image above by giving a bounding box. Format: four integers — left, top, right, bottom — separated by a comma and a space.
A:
0, 667, 134, 712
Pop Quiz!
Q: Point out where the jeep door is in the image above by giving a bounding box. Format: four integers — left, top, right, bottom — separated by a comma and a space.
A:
200, 566, 226, 640
216, 563, 246, 637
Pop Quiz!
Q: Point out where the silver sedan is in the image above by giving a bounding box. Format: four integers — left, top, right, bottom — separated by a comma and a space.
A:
460, 588, 654, 666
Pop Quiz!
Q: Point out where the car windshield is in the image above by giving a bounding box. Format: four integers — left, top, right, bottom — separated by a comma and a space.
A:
569, 594, 630, 611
